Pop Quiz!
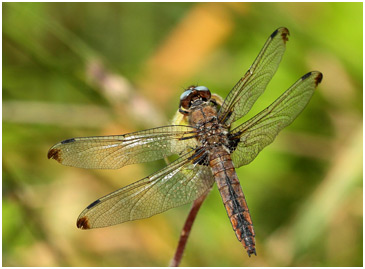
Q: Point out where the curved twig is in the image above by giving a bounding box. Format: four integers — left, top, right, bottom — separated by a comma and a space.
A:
169, 189, 211, 267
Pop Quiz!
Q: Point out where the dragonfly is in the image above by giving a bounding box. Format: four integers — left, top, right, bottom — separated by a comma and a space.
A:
48, 27, 322, 257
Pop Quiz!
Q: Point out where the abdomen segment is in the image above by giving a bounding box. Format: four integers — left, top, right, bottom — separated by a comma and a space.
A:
210, 150, 256, 256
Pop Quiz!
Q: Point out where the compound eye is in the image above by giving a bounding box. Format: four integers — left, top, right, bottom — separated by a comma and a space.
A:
195, 86, 211, 101
179, 89, 193, 109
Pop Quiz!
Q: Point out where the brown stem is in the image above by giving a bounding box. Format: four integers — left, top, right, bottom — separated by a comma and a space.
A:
169, 189, 211, 267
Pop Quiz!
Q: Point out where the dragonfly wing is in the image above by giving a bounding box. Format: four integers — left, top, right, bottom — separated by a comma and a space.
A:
76, 148, 214, 229
230, 71, 323, 168
48, 125, 198, 169
218, 27, 289, 126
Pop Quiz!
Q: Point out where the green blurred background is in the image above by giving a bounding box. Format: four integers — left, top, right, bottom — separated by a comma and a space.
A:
3, 2, 362, 266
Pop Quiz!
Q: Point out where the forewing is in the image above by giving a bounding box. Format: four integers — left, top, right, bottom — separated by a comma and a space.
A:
48, 125, 198, 169
76, 149, 214, 229
218, 27, 289, 126
230, 71, 323, 167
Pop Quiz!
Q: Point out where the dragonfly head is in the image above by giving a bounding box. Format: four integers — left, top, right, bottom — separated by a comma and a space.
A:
179, 86, 211, 115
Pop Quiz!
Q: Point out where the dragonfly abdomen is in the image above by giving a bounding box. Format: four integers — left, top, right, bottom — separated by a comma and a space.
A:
209, 149, 256, 257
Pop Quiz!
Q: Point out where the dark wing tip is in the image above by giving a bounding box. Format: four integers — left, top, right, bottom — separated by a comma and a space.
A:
271, 27, 290, 43
301, 71, 323, 87
77, 216, 91, 229
280, 27, 290, 44
48, 137, 76, 161
47, 148, 62, 162
314, 72, 323, 86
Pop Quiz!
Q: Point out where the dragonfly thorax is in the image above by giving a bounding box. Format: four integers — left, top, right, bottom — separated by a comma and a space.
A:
188, 105, 231, 152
